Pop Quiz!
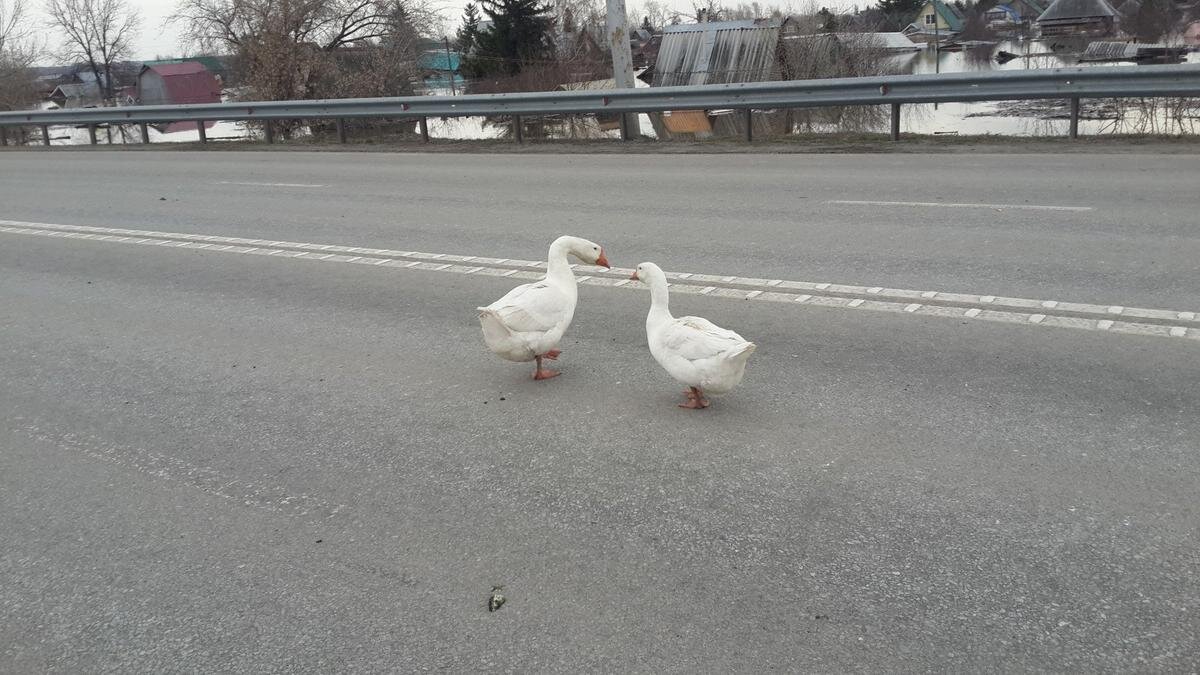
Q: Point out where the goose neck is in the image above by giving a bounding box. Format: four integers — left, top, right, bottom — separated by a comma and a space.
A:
546, 239, 576, 282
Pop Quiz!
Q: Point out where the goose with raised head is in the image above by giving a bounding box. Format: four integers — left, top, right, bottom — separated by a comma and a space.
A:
478, 236, 610, 380
630, 262, 756, 408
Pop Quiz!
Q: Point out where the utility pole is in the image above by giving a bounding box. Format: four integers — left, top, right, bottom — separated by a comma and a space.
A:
606, 0, 640, 139
444, 36, 457, 96
933, 1, 941, 74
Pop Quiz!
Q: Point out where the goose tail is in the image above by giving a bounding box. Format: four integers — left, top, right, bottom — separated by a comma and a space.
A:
724, 341, 756, 364
477, 307, 513, 346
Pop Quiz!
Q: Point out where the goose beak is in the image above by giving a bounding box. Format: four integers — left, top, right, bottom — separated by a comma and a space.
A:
629, 270, 639, 281
595, 251, 610, 269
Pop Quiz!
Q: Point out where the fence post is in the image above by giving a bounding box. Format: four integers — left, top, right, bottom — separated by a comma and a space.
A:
197, 121, 207, 144
264, 122, 275, 144
41, 125, 51, 146
513, 115, 524, 144
890, 103, 901, 141
140, 123, 150, 144
419, 116, 430, 143
1069, 97, 1080, 139
336, 118, 347, 144
744, 108, 753, 142
87, 124, 98, 145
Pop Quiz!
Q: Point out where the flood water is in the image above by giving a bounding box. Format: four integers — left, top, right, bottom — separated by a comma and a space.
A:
889, 39, 1200, 136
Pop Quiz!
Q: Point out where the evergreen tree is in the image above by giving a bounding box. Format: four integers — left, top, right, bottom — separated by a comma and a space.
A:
817, 6, 838, 30
876, 0, 924, 27
461, 0, 555, 77
456, 2, 481, 52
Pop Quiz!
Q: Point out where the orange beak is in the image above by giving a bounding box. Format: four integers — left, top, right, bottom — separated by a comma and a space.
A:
629, 270, 639, 281
595, 250, 610, 269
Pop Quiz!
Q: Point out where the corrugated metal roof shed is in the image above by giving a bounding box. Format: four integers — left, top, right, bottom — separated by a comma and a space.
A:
651, 19, 783, 87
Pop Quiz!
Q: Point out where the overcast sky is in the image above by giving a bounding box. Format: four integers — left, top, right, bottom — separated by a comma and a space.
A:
33, 0, 861, 61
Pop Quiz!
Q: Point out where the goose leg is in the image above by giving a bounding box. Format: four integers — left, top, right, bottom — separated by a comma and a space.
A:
679, 386, 710, 409
533, 355, 560, 380
542, 349, 561, 360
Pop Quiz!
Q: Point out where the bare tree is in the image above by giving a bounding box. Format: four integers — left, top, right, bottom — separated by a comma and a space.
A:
171, 0, 442, 136
45, 0, 140, 101
2, 0, 35, 55
1, 0, 40, 112
639, 0, 672, 30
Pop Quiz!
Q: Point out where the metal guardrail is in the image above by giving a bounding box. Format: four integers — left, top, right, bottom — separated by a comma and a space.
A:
2, 63, 1199, 144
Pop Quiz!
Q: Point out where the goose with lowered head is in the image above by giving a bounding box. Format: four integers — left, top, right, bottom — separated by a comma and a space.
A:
478, 236, 610, 380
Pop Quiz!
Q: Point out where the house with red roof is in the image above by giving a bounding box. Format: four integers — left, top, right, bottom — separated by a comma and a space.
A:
137, 62, 222, 106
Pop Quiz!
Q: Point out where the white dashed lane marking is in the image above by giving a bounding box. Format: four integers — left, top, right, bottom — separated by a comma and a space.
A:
828, 200, 1093, 212
1, 219, 1197, 343
216, 181, 327, 188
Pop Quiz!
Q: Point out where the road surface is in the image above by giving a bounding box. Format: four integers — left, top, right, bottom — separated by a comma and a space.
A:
1, 151, 1198, 671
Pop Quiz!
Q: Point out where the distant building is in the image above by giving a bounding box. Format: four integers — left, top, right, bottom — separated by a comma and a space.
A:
137, 62, 222, 106
47, 82, 102, 108
1185, 17, 1200, 45
418, 50, 464, 91
986, 4, 1023, 26
1014, 0, 1052, 19
904, 0, 966, 40
1036, 0, 1119, 35
630, 29, 662, 69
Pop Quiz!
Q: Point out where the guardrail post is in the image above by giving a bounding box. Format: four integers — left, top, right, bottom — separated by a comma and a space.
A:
336, 118, 347, 144
890, 103, 901, 141
419, 116, 429, 143
513, 115, 523, 144
744, 108, 753, 142
0, 127, 8, 147
41, 125, 51, 146
87, 124, 98, 145
197, 121, 207, 144
139, 123, 150, 144
619, 113, 633, 141
1069, 97, 1080, 139
263, 122, 274, 144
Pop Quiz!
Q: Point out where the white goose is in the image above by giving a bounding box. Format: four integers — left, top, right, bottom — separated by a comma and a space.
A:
478, 236, 610, 380
630, 262, 756, 409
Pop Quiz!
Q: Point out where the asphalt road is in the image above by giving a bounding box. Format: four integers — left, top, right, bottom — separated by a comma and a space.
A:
1, 150, 1198, 671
